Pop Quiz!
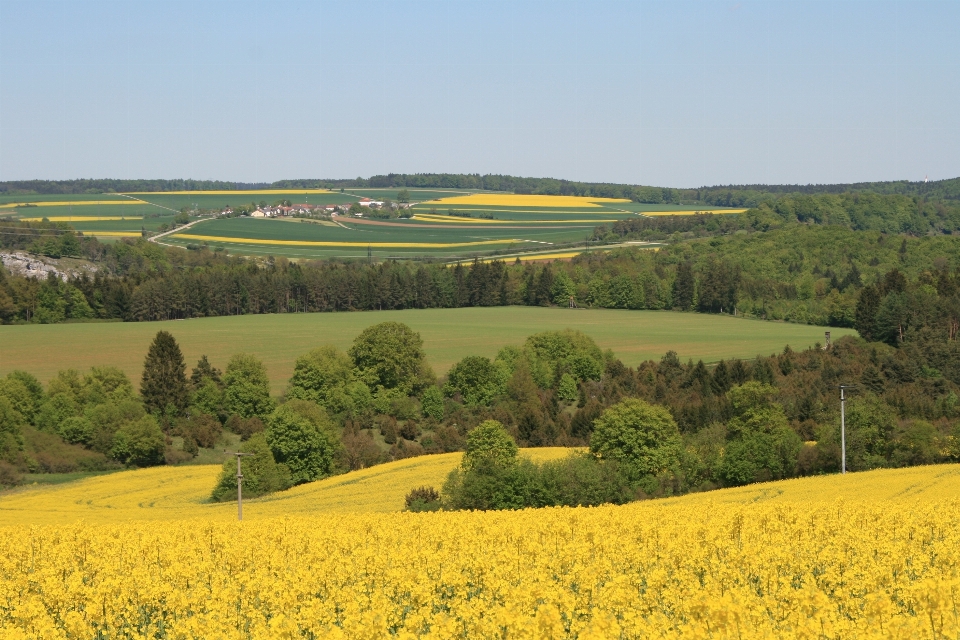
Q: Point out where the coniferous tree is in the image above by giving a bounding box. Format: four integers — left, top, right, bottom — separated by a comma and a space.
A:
729, 359, 749, 385
855, 285, 881, 342
711, 360, 731, 395
190, 355, 221, 389
672, 261, 695, 311
140, 331, 189, 415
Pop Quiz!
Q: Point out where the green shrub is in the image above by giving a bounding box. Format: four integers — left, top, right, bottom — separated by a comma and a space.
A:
462, 420, 518, 471
420, 386, 444, 421
265, 401, 340, 485
211, 433, 292, 501
223, 354, 275, 419
110, 415, 165, 467
590, 398, 683, 481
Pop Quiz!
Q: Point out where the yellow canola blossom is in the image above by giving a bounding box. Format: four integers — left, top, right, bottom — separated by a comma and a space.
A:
0, 499, 958, 639
0, 450, 573, 526
172, 233, 523, 248
19, 216, 143, 222
2, 461, 960, 638
422, 194, 630, 207
476, 251, 587, 263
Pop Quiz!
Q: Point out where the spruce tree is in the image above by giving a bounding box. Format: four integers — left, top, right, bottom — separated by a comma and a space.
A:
140, 331, 189, 415
672, 261, 695, 311
190, 355, 222, 389
855, 285, 881, 342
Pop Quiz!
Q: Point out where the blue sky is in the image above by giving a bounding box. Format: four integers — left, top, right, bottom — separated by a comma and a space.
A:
1, 1, 957, 187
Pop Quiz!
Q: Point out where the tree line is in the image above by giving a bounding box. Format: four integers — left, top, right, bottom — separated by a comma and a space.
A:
3, 317, 957, 513
0, 179, 267, 195
6, 174, 956, 207
3, 222, 959, 338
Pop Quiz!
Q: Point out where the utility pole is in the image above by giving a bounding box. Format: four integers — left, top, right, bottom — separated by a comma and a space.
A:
839, 385, 856, 474
224, 451, 254, 520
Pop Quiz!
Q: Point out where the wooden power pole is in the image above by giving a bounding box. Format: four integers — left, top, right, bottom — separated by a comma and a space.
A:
224, 451, 254, 520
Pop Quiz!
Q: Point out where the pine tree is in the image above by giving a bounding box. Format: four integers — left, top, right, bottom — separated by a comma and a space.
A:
672, 261, 695, 311
190, 355, 221, 389
140, 331, 189, 415
711, 360, 730, 395
729, 359, 749, 385
855, 285, 881, 342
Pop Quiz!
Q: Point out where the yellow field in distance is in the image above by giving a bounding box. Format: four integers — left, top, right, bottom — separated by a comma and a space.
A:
20, 216, 143, 222
643, 209, 748, 216
422, 194, 630, 207
3, 451, 958, 527
0, 201, 141, 209
0, 448, 572, 526
412, 213, 618, 225
172, 233, 523, 249
123, 189, 332, 195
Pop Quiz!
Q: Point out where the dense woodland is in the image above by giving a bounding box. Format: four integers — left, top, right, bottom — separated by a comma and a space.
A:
2, 216, 959, 334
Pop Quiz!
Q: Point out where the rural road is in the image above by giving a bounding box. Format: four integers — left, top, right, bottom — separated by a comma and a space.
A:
148, 217, 209, 245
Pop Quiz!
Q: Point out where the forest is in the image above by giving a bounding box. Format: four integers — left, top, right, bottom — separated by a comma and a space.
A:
2, 216, 959, 335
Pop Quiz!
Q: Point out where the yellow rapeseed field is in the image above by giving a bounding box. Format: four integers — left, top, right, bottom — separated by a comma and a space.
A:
1, 461, 958, 638
421, 194, 630, 208
0, 449, 572, 526
171, 234, 523, 249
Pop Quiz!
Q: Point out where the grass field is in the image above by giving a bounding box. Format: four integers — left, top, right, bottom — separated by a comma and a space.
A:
0, 307, 855, 393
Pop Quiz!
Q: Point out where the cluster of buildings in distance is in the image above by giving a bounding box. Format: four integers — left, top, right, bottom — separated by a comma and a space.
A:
232, 198, 414, 218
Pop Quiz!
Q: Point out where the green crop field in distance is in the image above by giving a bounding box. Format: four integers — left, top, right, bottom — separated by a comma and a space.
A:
0, 307, 856, 394
0, 194, 131, 205
134, 192, 358, 210
161, 217, 596, 259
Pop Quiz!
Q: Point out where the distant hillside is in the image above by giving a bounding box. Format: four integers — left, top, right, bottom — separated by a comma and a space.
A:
4, 174, 958, 205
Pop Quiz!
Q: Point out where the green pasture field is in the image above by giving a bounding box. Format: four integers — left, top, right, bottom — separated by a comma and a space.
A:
134, 192, 358, 211
163, 217, 591, 259
0, 193, 132, 205
0, 307, 855, 394
8, 202, 172, 221
8, 207, 182, 233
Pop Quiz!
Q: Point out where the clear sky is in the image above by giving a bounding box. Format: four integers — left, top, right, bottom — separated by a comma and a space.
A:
0, 1, 957, 187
